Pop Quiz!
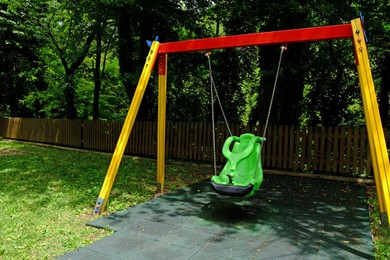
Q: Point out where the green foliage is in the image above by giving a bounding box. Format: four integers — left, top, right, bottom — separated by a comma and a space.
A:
1, 0, 389, 127
21, 46, 66, 117
167, 65, 210, 121
83, 55, 128, 120
299, 39, 364, 126
238, 67, 261, 126
0, 1, 46, 117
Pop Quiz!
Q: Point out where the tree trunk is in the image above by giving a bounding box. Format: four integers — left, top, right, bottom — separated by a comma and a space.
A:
279, 65, 305, 125
379, 53, 390, 129
118, 7, 136, 103
93, 21, 103, 120
47, 18, 98, 119
64, 75, 77, 119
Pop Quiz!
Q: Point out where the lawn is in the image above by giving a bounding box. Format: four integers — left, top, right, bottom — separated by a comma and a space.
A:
0, 139, 211, 259
367, 185, 390, 259
0, 139, 388, 259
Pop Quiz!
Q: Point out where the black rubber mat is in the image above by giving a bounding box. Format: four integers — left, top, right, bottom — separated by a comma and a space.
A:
59, 174, 374, 259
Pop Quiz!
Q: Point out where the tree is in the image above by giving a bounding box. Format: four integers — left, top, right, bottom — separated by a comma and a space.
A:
41, 1, 99, 119
90, 6, 117, 120
0, 1, 48, 117
116, 0, 185, 120
356, 0, 390, 129
1, 0, 388, 128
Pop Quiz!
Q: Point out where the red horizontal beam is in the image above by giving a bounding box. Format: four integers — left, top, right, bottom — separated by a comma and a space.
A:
159, 24, 353, 54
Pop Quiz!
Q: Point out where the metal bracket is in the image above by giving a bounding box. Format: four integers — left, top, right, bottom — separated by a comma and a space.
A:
157, 182, 163, 193
146, 36, 160, 47
94, 197, 105, 214
359, 12, 368, 43
381, 212, 389, 226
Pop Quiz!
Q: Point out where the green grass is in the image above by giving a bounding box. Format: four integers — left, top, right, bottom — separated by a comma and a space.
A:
367, 185, 390, 259
0, 140, 211, 259
1, 139, 389, 259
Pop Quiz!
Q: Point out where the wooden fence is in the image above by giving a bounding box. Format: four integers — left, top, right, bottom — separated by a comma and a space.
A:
1, 117, 387, 178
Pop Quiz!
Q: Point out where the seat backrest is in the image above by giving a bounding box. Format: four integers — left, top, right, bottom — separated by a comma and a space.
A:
223, 133, 262, 185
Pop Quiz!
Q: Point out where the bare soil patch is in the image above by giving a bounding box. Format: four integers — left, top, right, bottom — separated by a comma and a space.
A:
0, 147, 27, 156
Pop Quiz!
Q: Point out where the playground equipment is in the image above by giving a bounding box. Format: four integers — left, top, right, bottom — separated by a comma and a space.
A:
211, 133, 265, 197
93, 18, 390, 227
207, 45, 286, 197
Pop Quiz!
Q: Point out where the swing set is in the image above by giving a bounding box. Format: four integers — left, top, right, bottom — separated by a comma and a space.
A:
93, 17, 390, 226
206, 45, 286, 197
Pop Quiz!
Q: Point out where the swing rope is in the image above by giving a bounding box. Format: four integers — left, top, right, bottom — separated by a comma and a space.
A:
206, 52, 232, 175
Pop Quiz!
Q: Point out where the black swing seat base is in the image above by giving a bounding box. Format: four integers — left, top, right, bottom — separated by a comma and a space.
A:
211, 180, 254, 197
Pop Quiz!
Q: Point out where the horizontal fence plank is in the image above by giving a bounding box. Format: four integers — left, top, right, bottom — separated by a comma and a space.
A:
0, 117, 387, 178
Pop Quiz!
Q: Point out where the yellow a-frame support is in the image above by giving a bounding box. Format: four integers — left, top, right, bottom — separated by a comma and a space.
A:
94, 19, 389, 226
93, 41, 160, 214
351, 20, 390, 223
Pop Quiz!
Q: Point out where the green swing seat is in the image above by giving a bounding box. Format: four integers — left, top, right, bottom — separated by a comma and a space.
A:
211, 133, 265, 197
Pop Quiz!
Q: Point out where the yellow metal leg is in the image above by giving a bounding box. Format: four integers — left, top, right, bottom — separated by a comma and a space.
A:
351, 18, 390, 225
157, 54, 167, 193
94, 41, 160, 214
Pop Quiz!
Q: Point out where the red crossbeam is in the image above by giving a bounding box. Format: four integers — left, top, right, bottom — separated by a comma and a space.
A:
159, 24, 353, 54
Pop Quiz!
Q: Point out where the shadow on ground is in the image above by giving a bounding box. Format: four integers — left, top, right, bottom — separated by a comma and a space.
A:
59, 174, 374, 260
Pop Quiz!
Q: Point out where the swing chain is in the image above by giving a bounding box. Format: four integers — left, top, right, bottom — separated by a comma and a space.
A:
206, 44, 286, 177
255, 44, 287, 177
206, 51, 233, 175
261, 44, 287, 139
207, 52, 218, 176
206, 52, 233, 137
